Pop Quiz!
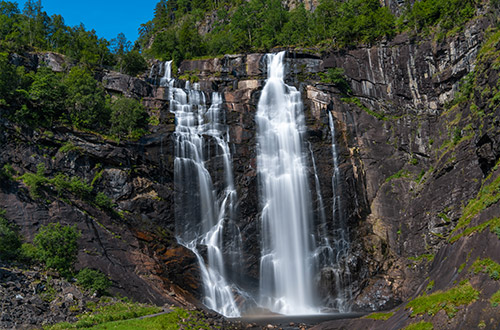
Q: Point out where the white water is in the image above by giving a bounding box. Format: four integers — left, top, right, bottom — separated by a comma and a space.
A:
159, 60, 172, 87
256, 52, 318, 315
170, 64, 241, 317
327, 112, 352, 312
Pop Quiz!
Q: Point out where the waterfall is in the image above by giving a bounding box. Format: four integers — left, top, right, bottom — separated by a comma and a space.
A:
160, 60, 172, 87
256, 51, 318, 315
170, 62, 241, 317
326, 112, 352, 312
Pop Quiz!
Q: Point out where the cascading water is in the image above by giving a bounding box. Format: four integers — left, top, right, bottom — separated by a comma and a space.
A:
170, 64, 241, 317
256, 51, 318, 315
324, 112, 352, 312
160, 60, 172, 87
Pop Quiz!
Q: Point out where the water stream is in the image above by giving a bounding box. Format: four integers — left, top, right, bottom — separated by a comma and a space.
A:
170, 67, 241, 317
256, 51, 318, 315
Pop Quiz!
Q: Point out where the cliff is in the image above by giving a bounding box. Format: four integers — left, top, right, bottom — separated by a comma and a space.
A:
1, 14, 500, 330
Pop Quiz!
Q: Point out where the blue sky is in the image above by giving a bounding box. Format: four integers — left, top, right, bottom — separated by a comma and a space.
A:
15, 0, 159, 43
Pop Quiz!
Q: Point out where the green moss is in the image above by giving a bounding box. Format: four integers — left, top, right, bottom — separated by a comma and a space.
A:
342, 97, 387, 121
450, 217, 500, 243
386, 169, 412, 183
490, 290, 500, 307
450, 173, 500, 240
364, 311, 394, 320
406, 281, 479, 317
58, 141, 81, 154
470, 258, 500, 280
409, 254, 435, 263
458, 263, 466, 273
403, 321, 434, 330
426, 280, 435, 292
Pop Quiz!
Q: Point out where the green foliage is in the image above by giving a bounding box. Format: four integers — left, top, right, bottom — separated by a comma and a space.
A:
385, 169, 412, 183
64, 66, 109, 130
39, 278, 57, 302
58, 141, 80, 154
45, 300, 163, 329
319, 68, 351, 94
402, 0, 478, 37
0, 163, 16, 180
76, 268, 112, 295
406, 281, 479, 317
23, 66, 65, 126
364, 311, 394, 320
120, 50, 148, 76
32, 223, 81, 277
19, 163, 49, 198
491, 290, 500, 307
403, 321, 434, 330
451, 175, 500, 238
342, 97, 387, 120
426, 280, 435, 292
110, 96, 148, 138
450, 217, 500, 243
95, 192, 114, 209
0, 209, 22, 260
470, 258, 500, 280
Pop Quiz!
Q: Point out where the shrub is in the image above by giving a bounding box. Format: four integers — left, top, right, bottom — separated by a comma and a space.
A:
76, 268, 112, 295
319, 68, 351, 94
33, 223, 81, 277
0, 209, 22, 260
19, 163, 49, 199
95, 192, 114, 209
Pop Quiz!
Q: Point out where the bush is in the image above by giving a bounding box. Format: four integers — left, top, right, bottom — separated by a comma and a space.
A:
19, 163, 49, 199
33, 223, 81, 277
95, 192, 114, 209
76, 268, 112, 295
0, 209, 22, 260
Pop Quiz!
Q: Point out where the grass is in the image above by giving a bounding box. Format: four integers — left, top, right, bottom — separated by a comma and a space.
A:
470, 258, 500, 280
45, 304, 213, 330
364, 311, 394, 320
491, 290, 500, 307
403, 321, 434, 330
408, 254, 435, 263
385, 169, 412, 183
449, 217, 500, 243
45, 300, 163, 329
341, 97, 387, 121
406, 280, 479, 318
449, 173, 500, 241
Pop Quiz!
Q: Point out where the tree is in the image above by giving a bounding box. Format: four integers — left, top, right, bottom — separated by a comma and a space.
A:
121, 50, 148, 76
25, 66, 66, 126
64, 66, 108, 129
33, 223, 81, 277
279, 4, 310, 46
110, 32, 131, 55
0, 209, 22, 261
0, 52, 17, 107
110, 96, 148, 138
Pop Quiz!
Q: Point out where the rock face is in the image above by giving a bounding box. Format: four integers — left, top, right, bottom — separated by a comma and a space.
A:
2, 13, 500, 329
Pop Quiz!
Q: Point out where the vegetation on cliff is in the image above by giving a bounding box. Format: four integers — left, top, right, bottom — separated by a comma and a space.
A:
140, 0, 490, 63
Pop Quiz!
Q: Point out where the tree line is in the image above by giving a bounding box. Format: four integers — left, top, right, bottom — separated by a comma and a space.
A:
139, 0, 482, 64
